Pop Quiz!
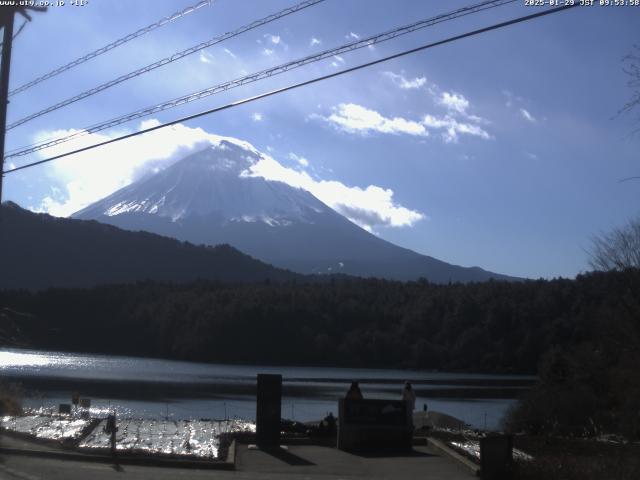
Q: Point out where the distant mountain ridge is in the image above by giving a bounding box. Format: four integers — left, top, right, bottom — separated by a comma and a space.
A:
0, 201, 299, 290
73, 137, 518, 283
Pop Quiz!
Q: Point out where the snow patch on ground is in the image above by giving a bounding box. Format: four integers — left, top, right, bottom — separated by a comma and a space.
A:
79, 418, 255, 458
2, 414, 255, 459
450, 440, 533, 462
1, 415, 90, 441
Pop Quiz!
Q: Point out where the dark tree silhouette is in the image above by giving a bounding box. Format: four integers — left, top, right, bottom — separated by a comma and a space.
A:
589, 215, 640, 271
618, 45, 640, 183
3, 268, 640, 438
620, 45, 640, 134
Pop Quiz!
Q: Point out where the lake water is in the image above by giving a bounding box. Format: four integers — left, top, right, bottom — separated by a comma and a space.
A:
0, 348, 534, 430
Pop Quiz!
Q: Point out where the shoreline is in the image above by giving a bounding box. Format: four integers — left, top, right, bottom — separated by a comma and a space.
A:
4, 375, 532, 401
0, 346, 538, 377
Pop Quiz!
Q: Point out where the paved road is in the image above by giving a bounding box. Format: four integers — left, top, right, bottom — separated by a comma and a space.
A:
237, 443, 475, 479
0, 455, 230, 480
0, 443, 474, 480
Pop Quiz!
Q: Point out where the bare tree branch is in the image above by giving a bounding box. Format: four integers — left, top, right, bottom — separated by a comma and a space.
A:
618, 44, 640, 124
589, 216, 640, 271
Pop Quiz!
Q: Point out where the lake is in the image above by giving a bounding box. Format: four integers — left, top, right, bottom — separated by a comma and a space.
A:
0, 348, 534, 430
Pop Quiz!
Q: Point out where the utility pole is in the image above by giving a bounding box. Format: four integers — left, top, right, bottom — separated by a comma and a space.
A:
0, 5, 46, 204
0, 8, 15, 205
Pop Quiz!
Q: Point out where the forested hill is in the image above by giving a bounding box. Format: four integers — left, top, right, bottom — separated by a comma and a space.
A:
0, 201, 300, 289
1, 268, 638, 374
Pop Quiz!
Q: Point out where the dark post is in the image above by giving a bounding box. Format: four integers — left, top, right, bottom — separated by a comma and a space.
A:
256, 373, 282, 447
480, 434, 513, 480
105, 413, 118, 459
0, 9, 14, 204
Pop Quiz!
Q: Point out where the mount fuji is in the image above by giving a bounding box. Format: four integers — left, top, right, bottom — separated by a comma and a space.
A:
73, 137, 515, 283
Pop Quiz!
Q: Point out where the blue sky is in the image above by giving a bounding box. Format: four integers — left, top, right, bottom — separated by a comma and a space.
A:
2, 0, 639, 279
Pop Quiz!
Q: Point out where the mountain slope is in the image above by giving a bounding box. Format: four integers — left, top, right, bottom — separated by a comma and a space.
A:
73, 137, 517, 283
0, 201, 299, 290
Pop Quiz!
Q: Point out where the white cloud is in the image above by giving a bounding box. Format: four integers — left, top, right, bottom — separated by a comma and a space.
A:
263, 48, 274, 56
324, 103, 428, 137
262, 34, 288, 52
199, 51, 213, 64
439, 92, 469, 114
346, 32, 360, 40
437, 92, 491, 125
223, 48, 236, 59
288, 152, 309, 167
465, 114, 490, 125
8, 162, 16, 170
264, 34, 281, 45
525, 151, 538, 160
252, 112, 263, 122
32, 120, 225, 217
31, 121, 423, 232
331, 55, 345, 67
383, 71, 427, 90
503, 89, 524, 108
422, 114, 490, 143
382, 73, 490, 129
310, 37, 321, 46
520, 108, 536, 123
504, 90, 538, 125
316, 103, 490, 143
247, 155, 424, 230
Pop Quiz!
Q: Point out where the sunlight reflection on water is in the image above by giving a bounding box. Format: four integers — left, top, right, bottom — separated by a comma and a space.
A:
1, 348, 532, 429
0, 350, 60, 369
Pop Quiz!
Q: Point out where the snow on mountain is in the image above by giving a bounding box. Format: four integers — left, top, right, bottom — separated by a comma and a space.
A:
76, 138, 332, 226
73, 137, 517, 283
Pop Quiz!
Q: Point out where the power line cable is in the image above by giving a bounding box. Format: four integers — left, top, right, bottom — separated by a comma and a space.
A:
3, 3, 578, 176
6, 0, 326, 131
5, 0, 513, 155
8, 0, 212, 97
0, 18, 28, 48
5, 0, 516, 156
12, 19, 27, 39
619, 176, 640, 183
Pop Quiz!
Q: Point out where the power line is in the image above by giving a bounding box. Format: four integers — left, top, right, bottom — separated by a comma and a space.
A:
619, 176, 640, 183
5, 0, 516, 157
3, 3, 578, 176
0, 18, 28, 48
8, 0, 212, 97
5, 0, 513, 155
6, 0, 326, 131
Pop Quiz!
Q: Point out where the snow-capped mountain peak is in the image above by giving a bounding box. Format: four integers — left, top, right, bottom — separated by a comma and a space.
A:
73, 136, 516, 283
74, 139, 332, 226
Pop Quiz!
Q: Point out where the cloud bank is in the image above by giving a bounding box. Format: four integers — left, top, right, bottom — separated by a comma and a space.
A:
34, 120, 221, 217
247, 155, 424, 231
325, 104, 427, 137
314, 71, 492, 143
32, 121, 424, 232
318, 103, 490, 143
